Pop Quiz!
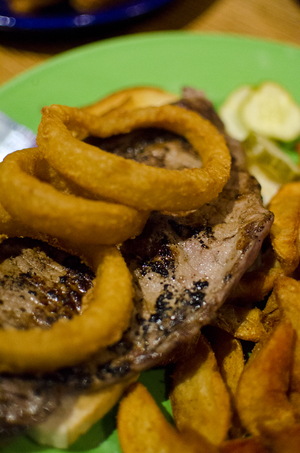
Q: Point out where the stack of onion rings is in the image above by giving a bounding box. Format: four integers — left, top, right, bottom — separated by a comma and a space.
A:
37, 103, 231, 212
0, 87, 231, 374
0, 148, 148, 245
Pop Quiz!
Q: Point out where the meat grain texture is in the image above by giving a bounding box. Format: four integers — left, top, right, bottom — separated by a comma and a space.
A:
0, 88, 273, 436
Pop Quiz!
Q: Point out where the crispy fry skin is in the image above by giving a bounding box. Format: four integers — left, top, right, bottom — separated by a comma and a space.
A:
219, 436, 269, 453
170, 335, 231, 445
236, 320, 296, 436
211, 305, 267, 343
117, 382, 219, 453
273, 277, 300, 420
230, 181, 300, 303
205, 327, 244, 398
204, 326, 245, 438
269, 182, 300, 273
260, 423, 300, 453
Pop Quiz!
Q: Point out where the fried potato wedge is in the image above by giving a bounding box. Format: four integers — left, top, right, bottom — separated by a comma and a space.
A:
273, 277, 300, 419
236, 319, 296, 436
269, 182, 300, 273
205, 326, 245, 437
228, 249, 283, 304
261, 289, 281, 333
219, 436, 268, 453
230, 181, 300, 303
211, 304, 267, 342
117, 382, 218, 453
260, 423, 300, 453
170, 334, 231, 445
204, 326, 244, 397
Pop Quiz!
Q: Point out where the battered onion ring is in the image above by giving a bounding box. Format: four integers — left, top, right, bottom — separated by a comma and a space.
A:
83, 86, 179, 117
0, 148, 148, 245
0, 241, 134, 374
37, 104, 231, 212
74, 86, 179, 140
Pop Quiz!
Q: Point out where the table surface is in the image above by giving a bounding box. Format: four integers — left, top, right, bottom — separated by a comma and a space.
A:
0, 0, 300, 87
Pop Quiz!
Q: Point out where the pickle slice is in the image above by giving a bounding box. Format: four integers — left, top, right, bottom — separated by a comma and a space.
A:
241, 82, 300, 141
244, 133, 300, 205
219, 85, 252, 141
247, 163, 281, 206
244, 133, 300, 184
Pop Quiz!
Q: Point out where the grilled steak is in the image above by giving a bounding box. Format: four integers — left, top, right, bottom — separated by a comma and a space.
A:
0, 88, 273, 435
0, 237, 94, 330
0, 238, 94, 437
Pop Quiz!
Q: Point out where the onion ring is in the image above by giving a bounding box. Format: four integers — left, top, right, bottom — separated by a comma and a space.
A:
37, 104, 231, 212
0, 242, 134, 374
83, 86, 179, 116
74, 86, 178, 140
0, 148, 149, 245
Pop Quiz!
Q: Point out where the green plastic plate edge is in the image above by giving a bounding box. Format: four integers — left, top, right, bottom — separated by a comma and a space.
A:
0, 31, 300, 133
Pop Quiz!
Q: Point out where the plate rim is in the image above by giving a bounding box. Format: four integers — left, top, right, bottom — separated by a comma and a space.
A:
2, 30, 300, 92
1, 30, 300, 132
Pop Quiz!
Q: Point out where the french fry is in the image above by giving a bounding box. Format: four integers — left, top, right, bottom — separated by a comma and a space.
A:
116, 178, 300, 453
236, 319, 296, 436
169, 334, 231, 445
228, 249, 282, 304
117, 382, 218, 453
261, 289, 281, 333
269, 182, 300, 274
211, 304, 267, 342
205, 326, 245, 438
219, 436, 268, 453
260, 423, 300, 453
230, 181, 300, 304
272, 276, 300, 420
205, 326, 244, 398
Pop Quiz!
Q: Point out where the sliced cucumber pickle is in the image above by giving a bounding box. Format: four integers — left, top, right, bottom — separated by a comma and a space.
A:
241, 82, 300, 141
247, 163, 281, 206
244, 133, 300, 184
219, 85, 252, 141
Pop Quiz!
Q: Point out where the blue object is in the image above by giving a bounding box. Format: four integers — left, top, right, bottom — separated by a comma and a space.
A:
0, 0, 173, 31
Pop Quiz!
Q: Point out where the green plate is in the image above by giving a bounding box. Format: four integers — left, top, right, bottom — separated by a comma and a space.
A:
1, 31, 300, 133
1, 31, 300, 453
